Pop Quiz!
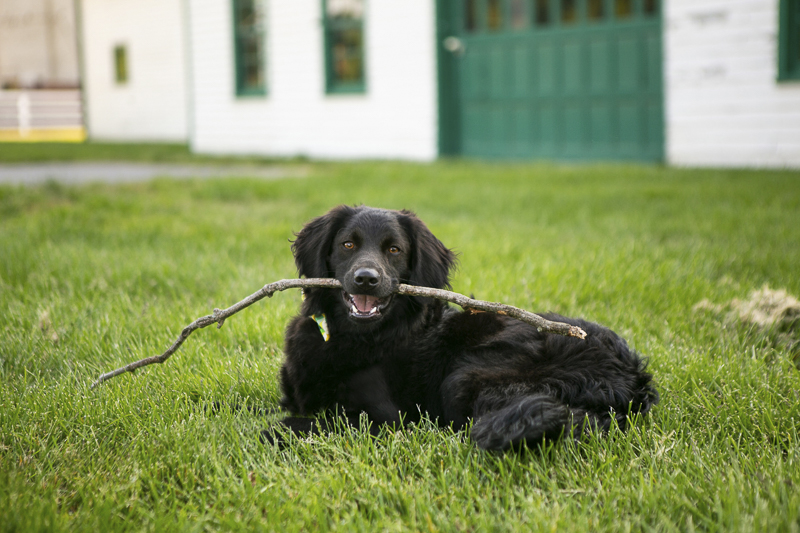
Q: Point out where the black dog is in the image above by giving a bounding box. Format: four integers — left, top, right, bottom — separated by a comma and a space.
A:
263, 205, 658, 451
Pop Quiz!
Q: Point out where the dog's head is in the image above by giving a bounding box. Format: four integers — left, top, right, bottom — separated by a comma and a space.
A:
292, 205, 456, 324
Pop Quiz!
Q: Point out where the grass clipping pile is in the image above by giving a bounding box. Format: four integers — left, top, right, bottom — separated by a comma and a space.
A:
695, 286, 800, 366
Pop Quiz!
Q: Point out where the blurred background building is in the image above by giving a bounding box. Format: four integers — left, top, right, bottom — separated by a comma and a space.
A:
79, 0, 190, 142
0, 0, 80, 89
2, 0, 800, 167
0, 0, 83, 141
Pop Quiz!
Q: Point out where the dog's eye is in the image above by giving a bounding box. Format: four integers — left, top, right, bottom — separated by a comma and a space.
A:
388, 246, 401, 255
343, 242, 355, 250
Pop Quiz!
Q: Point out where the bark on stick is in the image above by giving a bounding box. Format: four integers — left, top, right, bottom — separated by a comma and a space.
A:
90, 278, 586, 389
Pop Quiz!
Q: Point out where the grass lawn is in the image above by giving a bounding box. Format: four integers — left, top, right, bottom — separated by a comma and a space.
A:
1, 148, 800, 532
0, 142, 297, 165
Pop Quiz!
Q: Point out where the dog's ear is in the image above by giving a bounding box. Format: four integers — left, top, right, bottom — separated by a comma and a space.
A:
291, 205, 355, 278
398, 210, 456, 289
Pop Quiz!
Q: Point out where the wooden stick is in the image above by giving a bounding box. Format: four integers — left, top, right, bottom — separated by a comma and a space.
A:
90, 278, 586, 389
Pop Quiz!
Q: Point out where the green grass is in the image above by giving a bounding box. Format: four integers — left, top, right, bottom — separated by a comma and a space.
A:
0, 141, 301, 165
2, 156, 800, 532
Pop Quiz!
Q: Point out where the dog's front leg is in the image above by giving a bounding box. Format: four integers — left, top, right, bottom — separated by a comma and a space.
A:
337, 366, 403, 428
262, 366, 402, 447
280, 316, 376, 415
260, 408, 376, 448
260, 415, 320, 447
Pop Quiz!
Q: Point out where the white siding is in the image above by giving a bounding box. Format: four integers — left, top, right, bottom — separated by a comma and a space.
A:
80, 0, 188, 141
665, 0, 800, 168
188, 0, 438, 160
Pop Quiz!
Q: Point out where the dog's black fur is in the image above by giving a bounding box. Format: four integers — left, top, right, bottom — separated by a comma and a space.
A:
262, 205, 658, 451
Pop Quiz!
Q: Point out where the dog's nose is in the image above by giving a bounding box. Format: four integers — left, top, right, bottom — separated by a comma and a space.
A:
353, 268, 380, 288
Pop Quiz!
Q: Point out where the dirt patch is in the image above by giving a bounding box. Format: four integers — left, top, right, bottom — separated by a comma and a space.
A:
695, 286, 800, 364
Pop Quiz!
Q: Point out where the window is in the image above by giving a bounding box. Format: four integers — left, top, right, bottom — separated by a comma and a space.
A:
615, 0, 632, 19
114, 45, 128, 84
464, 0, 478, 32
588, 0, 605, 21
487, 0, 503, 30
535, 0, 551, 26
323, 0, 365, 94
510, 0, 528, 29
561, 0, 577, 24
779, 0, 800, 81
233, 0, 266, 96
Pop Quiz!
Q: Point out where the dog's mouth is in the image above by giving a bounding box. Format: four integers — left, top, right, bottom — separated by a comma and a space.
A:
342, 291, 392, 319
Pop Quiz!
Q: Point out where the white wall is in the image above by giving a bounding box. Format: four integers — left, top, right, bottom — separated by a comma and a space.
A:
665, 0, 800, 168
188, 0, 438, 160
80, 0, 188, 141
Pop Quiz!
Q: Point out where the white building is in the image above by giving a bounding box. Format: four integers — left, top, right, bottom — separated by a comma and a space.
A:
666, 1, 800, 167
76, 0, 800, 167
0, 0, 83, 142
79, 0, 190, 141
0, 0, 80, 89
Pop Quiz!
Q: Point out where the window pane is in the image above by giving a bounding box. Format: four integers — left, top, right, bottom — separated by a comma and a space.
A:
487, 0, 503, 30
465, 0, 478, 32
795, 2, 800, 62
510, 0, 528, 29
779, 0, 800, 80
238, 36, 264, 90
535, 0, 550, 25
588, 0, 604, 20
643, 0, 658, 16
238, 3, 256, 27
561, 0, 577, 24
114, 45, 128, 84
327, 0, 363, 19
330, 27, 363, 83
615, 0, 632, 18
324, 0, 364, 91
234, 0, 265, 94
245, 62, 262, 87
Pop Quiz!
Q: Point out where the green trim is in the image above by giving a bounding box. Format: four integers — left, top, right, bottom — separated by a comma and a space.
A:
440, 0, 664, 162
779, 0, 800, 81
322, 0, 366, 94
232, 0, 267, 97
436, 0, 461, 155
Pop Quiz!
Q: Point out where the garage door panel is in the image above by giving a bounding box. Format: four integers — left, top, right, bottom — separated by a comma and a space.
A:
538, 105, 557, 153
617, 35, 640, 93
512, 44, 530, 98
591, 103, 613, 146
489, 44, 507, 100
563, 40, 582, 95
589, 39, 610, 94
563, 103, 585, 156
536, 43, 557, 96
449, 0, 663, 161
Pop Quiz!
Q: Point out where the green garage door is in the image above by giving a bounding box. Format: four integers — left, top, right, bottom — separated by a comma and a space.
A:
437, 0, 664, 161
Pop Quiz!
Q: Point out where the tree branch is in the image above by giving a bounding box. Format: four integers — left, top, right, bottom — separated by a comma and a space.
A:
90, 278, 586, 389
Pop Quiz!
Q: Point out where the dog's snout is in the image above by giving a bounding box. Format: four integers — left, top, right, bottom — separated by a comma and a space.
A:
353, 267, 380, 288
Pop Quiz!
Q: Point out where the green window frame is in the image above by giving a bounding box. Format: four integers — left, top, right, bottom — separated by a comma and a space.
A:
233, 0, 266, 96
779, 0, 800, 81
323, 0, 366, 94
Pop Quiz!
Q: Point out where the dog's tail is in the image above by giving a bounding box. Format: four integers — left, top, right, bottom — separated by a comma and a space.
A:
469, 394, 624, 451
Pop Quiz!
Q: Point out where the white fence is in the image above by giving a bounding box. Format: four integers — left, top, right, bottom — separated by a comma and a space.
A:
0, 90, 84, 141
